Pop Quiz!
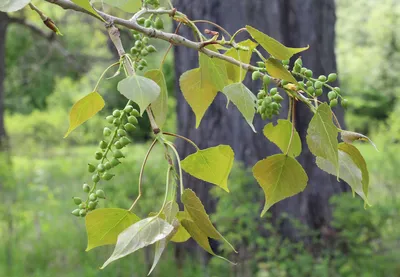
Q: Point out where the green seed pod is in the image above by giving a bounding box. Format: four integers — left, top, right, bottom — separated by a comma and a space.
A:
328, 73, 337, 82
135, 40, 143, 48
295, 57, 303, 67
73, 197, 82, 205
271, 102, 279, 110
298, 81, 305, 89
114, 141, 123, 149
293, 64, 301, 73
273, 94, 284, 103
117, 129, 127, 137
273, 109, 280, 115
130, 109, 140, 117
114, 150, 125, 159
341, 99, 349, 109
257, 91, 266, 99
110, 158, 121, 167
102, 172, 115, 181
252, 71, 261, 81
79, 209, 87, 217
79, 203, 86, 209
300, 67, 306, 74
284, 65, 289, 70
120, 137, 131, 146
88, 201, 97, 210
137, 65, 144, 71
89, 193, 97, 201
137, 17, 146, 25
264, 97, 272, 105
257, 61, 265, 67
305, 70, 313, 77
263, 75, 271, 86
104, 162, 112, 170
315, 88, 323, 97
314, 81, 323, 89
154, 17, 164, 29
281, 80, 289, 86
307, 86, 315, 94
328, 91, 337, 100
124, 105, 134, 113
306, 81, 312, 87
95, 151, 103, 160
99, 140, 108, 150
128, 116, 138, 125
330, 99, 338, 107
257, 106, 263, 114
83, 183, 90, 193
88, 163, 96, 173
96, 189, 106, 199
106, 115, 114, 124
270, 88, 278, 96
142, 37, 149, 44
103, 127, 112, 137
140, 59, 148, 67
282, 59, 290, 65
97, 163, 106, 173
133, 34, 141, 40
144, 19, 152, 28
113, 110, 121, 118
71, 209, 80, 217
124, 123, 136, 132
141, 49, 149, 56
147, 45, 157, 53
92, 174, 100, 183
257, 99, 263, 105
318, 75, 327, 82
130, 47, 138, 54
334, 87, 341, 93
113, 118, 121, 126
261, 113, 268, 120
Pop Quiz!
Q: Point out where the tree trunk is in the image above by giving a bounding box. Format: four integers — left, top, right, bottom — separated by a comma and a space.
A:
174, 0, 348, 238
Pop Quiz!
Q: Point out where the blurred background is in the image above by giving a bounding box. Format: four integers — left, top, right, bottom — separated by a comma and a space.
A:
0, 0, 399, 276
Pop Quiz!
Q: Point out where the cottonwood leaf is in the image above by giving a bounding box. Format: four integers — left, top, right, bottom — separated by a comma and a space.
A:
101, 217, 173, 269
171, 212, 191, 243
306, 103, 339, 177
181, 145, 234, 192
316, 146, 371, 207
253, 154, 308, 216
222, 83, 257, 132
341, 130, 378, 151
199, 45, 230, 91
265, 58, 298, 85
224, 40, 258, 82
263, 119, 302, 157
91, 0, 141, 13
118, 75, 160, 116
85, 208, 140, 251
0, 0, 30, 12
64, 91, 105, 138
71, 0, 105, 21
246, 25, 309, 60
179, 68, 218, 128
144, 69, 168, 128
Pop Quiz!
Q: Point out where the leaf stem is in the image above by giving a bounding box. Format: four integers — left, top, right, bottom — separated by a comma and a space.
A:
192, 20, 232, 38
93, 62, 120, 92
164, 142, 184, 197
163, 132, 200, 151
160, 22, 182, 70
285, 99, 296, 155
157, 166, 173, 216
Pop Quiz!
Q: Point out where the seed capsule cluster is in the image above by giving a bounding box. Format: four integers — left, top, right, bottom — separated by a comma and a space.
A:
130, 31, 157, 72
72, 104, 140, 217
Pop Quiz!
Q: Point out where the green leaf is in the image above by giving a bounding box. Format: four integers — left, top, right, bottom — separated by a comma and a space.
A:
224, 40, 258, 82
253, 154, 308, 216
171, 212, 191, 243
64, 91, 105, 138
263, 119, 302, 157
199, 45, 230, 91
101, 217, 173, 269
181, 145, 234, 192
179, 68, 218, 128
222, 83, 257, 132
118, 75, 160, 116
85, 208, 140, 251
144, 69, 168, 128
316, 145, 370, 206
71, 0, 105, 21
341, 130, 378, 151
306, 103, 339, 177
246, 25, 309, 60
265, 58, 298, 85
339, 143, 370, 200
0, 0, 30, 12
91, 0, 141, 13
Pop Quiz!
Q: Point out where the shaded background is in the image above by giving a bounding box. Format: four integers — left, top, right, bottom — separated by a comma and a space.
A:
1, 0, 400, 276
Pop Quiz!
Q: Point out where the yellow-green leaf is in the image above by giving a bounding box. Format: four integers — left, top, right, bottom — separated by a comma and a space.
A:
306, 103, 339, 177
253, 154, 308, 216
224, 39, 258, 82
222, 83, 257, 132
71, 0, 105, 21
246, 25, 309, 60
171, 211, 191, 243
118, 75, 160, 115
144, 69, 168, 128
179, 68, 218, 128
85, 208, 140, 251
265, 58, 298, 85
263, 119, 302, 157
91, 0, 141, 13
64, 91, 105, 138
199, 45, 230, 91
341, 130, 378, 151
181, 145, 234, 192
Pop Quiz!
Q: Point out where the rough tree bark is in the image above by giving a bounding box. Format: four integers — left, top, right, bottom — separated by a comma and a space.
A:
173, 0, 348, 254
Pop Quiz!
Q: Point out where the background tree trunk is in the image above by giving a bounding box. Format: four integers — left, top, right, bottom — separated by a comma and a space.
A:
0, 12, 8, 149
173, 0, 348, 257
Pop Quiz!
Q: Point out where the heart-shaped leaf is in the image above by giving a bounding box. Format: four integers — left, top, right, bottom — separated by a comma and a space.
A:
199, 45, 230, 91
171, 211, 191, 243
0, 0, 31, 12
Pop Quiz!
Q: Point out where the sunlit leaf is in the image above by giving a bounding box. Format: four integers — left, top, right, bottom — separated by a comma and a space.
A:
171, 212, 191, 243
181, 145, 234, 192
341, 130, 378, 151
263, 119, 302, 157
222, 83, 257, 132
265, 58, 298, 85
144, 69, 169, 128
101, 217, 173, 269
0, 0, 30, 12
199, 45, 230, 91
224, 40, 258, 82
253, 154, 308, 216
71, 0, 105, 21
118, 75, 160, 116
64, 91, 105, 138
179, 68, 218, 128
306, 103, 339, 177
91, 0, 141, 13
246, 25, 309, 60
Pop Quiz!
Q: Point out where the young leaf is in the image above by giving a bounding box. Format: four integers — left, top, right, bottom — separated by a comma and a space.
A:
91, 0, 141, 13
341, 130, 378, 151
118, 75, 160, 116
179, 68, 218, 128
306, 103, 339, 177
0, 0, 31, 12
316, 146, 371, 206
171, 212, 191, 243
246, 25, 309, 60
224, 39, 258, 82
253, 154, 308, 216
263, 119, 302, 157
85, 208, 140, 251
144, 69, 168, 128
222, 83, 257, 132
199, 45, 230, 91
181, 145, 234, 192
71, 0, 105, 21
101, 217, 173, 269
265, 58, 298, 85
64, 91, 105, 138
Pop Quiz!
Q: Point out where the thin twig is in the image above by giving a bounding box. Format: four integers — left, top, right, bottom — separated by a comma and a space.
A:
163, 132, 200, 151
